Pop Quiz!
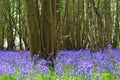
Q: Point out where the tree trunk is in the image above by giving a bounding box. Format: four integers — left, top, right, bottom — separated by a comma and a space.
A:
51, 0, 56, 60
91, 0, 104, 49
18, 0, 23, 50
24, 0, 41, 57
7, 2, 14, 50
81, 0, 87, 48
42, 0, 52, 57
56, 0, 63, 50
76, 0, 81, 49
104, 0, 112, 45
113, 0, 119, 48
7, 26, 14, 50
0, 0, 4, 50
64, 0, 71, 50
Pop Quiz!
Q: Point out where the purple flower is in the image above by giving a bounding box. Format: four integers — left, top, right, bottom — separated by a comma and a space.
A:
9, 67, 17, 75
55, 63, 64, 76
107, 44, 112, 49
38, 66, 49, 74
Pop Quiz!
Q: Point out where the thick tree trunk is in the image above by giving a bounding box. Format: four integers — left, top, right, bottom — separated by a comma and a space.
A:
24, 0, 41, 57
91, 0, 104, 49
42, 0, 53, 59
104, 0, 112, 45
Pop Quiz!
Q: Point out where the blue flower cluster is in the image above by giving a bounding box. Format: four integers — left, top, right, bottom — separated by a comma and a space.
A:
0, 46, 120, 79
54, 48, 120, 79
0, 51, 49, 79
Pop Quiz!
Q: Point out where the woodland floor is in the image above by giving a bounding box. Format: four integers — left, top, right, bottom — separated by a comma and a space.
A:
0, 48, 120, 80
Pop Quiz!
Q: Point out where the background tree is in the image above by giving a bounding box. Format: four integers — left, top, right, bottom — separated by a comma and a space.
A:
104, 0, 112, 46
113, 0, 120, 48
0, 0, 120, 61
0, 0, 4, 50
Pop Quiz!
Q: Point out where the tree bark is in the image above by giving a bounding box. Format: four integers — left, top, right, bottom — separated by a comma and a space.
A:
104, 0, 112, 45
51, 0, 56, 60
113, 0, 120, 48
0, 0, 4, 50
24, 0, 41, 57
64, 0, 71, 49
76, 0, 81, 49
42, 0, 51, 56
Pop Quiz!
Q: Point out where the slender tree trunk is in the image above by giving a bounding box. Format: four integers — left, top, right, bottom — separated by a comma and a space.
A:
22, 25, 29, 50
50, 0, 57, 61
113, 0, 119, 48
18, 0, 22, 50
76, 0, 81, 49
64, 0, 71, 49
81, 0, 87, 48
70, 0, 75, 49
56, 0, 63, 50
7, 2, 14, 50
0, 0, 4, 50
7, 26, 14, 50
56, 0, 61, 29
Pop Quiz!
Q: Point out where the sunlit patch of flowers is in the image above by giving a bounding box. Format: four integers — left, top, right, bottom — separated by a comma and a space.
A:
0, 45, 120, 80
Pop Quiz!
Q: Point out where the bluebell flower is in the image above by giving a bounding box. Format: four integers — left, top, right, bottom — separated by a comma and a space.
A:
107, 44, 112, 49
9, 67, 17, 75
55, 63, 64, 76
38, 66, 49, 75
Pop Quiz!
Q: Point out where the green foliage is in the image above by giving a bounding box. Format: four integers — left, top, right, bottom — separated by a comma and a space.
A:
0, 73, 18, 80
0, 69, 120, 80
56, 0, 65, 15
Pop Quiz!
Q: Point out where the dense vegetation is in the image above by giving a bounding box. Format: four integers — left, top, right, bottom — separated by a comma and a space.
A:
0, 0, 120, 79
0, 45, 120, 80
0, 0, 120, 59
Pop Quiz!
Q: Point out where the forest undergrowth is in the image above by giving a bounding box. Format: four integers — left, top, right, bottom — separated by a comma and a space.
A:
0, 45, 120, 80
